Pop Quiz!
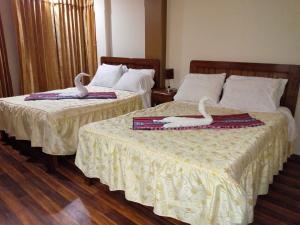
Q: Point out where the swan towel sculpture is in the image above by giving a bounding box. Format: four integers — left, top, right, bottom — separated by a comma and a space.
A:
24, 73, 117, 100
74, 73, 90, 97
59, 73, 90, 98
156, 97, 214, 128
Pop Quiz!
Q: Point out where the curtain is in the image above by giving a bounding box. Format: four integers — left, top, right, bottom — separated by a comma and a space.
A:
0, 14, 13, 97
13, 0, 59, 93
13, 0, 97, 94
53, 0, 97, 87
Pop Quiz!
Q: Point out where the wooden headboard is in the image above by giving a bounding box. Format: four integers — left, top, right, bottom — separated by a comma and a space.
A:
101, 57, 161, 88
190, 60, 300, 115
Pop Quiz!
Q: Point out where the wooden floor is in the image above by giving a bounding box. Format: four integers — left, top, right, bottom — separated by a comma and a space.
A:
0, 139, 300, 225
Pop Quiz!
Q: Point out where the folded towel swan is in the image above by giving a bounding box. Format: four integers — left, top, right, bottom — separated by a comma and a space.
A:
158, 97, 214, 128
59, 73, 91, 98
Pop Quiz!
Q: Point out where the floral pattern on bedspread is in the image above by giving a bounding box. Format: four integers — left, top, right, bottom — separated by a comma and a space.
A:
75, 101, 291, 225
0, 86, 143, 155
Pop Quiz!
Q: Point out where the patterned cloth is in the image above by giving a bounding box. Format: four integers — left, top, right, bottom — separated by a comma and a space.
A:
0, 86, 143, 155
133, 113, 264, 130
75, 102, 291, 225
25, 92, 117, 101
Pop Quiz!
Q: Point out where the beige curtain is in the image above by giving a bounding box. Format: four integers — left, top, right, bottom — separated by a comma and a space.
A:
13, 0, 97, 94
53, 0, 97, 87
0, 14, 13, 97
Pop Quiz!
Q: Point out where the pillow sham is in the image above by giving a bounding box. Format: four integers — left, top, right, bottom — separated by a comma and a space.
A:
102, 64, 129, 74
122, 65, 129, 73
173, 73, 226, 103
128, 68, 155, 79
219, 75, 288, 112
228, 75, 287, 107
113, 70, 155, 93
89, 64, 123, 87
102, 63, 128, 73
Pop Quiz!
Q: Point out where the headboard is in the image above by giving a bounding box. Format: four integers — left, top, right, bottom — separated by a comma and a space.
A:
190, 60, 300, 115
101, 57, 161, 88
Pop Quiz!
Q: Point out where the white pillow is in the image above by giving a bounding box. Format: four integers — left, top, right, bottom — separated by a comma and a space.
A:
89, 64, 123, 87
122, 65, 129, 73
113, 70, 155, 93
174, 73, 226, 103
228, 75, 287, 107
219, 75, 288, 112
102, 64, 128, 73
128, 68, 155, 79
102, 63, 128, 72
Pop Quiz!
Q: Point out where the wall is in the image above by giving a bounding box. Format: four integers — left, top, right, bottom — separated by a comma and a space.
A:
0, 0, 21, 95
94, 0, 108, 59
166, 0, 300, 154
95, 0, 145, 59
110, 0, 145, 58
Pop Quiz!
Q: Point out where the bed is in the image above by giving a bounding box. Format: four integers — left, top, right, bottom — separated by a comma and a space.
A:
75, 61, 300, 225
0, 57, 160, 169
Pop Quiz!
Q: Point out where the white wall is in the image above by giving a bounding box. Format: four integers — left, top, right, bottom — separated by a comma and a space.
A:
0, 0, 21, 95
94, 0, 108, 59
95, 0, 145, 58
166, 0, 300, 154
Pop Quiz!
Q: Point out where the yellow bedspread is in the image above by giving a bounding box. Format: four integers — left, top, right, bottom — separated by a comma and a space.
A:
0, 86, 143, 155
75, 101, 291, 225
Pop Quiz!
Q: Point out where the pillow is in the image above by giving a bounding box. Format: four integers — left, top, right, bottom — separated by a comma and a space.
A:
228, 75, 287, 107
219, 75, 288, 112
102, 63, 128, 73
174, 73, 226, 103
128, 68, 155, 79
122, 65, 129, 73
113, 70, 155, 93
89, 64, 123, 87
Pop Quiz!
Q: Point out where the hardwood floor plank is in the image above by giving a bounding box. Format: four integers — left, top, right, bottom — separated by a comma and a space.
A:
0, 143, 116, 225
0, 200, 23, 225
0, 184, 44, 225
263, 189, 300, 213
274, 175, 300, 189
20, 159, 116, 224
253, 209, 290, 225
256, 198, 300, 224
0, 173, 27, 198
105, 211, 137, 225
270, 182, 300, 201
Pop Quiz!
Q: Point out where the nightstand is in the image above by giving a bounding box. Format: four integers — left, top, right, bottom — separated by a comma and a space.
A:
151, 88, 177, 106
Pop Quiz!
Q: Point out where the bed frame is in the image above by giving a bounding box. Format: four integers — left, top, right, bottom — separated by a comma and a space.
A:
190, 60, 300, 115
101, 57, 161, 88
83, 60, 300, 186
0, 57, 161, 173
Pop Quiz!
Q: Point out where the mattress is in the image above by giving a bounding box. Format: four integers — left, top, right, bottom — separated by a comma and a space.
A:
0, 86, 143, 155
75, 101, 291, 225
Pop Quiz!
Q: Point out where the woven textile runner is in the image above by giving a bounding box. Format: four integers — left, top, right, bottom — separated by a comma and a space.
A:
24, 92, 117, 101
133, 113, 265, 130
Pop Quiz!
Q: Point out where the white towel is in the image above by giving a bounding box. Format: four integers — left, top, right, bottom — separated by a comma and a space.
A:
159, 97, 214, 128
74, 73, 90, 97
60, 73, 90, 98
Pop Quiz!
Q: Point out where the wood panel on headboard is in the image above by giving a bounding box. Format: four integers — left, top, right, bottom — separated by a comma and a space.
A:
101, 57, 161, 88
190, 60, 300, 115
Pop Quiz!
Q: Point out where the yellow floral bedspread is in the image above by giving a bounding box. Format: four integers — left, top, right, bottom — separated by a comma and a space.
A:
75, 101, 291, 225
0, 86, 143, 155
